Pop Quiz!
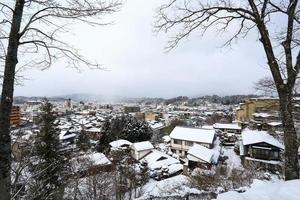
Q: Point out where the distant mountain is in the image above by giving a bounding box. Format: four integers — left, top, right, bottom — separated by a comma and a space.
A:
13, 94, 261, 105
13, 96, 67, 104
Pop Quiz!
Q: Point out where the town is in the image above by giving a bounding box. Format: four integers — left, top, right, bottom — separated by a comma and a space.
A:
1, 0, 300, 199
9, 95, 300, 199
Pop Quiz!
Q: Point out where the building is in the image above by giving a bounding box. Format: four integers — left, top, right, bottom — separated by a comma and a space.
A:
131, 141, 154, 160
213, 123, 242, 145
187, 144, 219, 169
144, 112, 156, 121
236, 98, 279, 122
213, 123, 242, 135
142, 150, 183, 180
124, 106, 140, 114
240, 129, 284, 171
169, 126, 216, 157
10, 106, 21, 127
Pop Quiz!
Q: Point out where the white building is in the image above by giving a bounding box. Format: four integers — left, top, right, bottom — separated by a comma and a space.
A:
131, 141, 154, 160
169, 126, 216, 157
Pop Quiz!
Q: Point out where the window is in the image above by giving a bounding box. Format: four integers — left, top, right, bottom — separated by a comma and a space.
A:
174, 139, 182, 145
185, 141, 193, 146
252, 148, 270, 159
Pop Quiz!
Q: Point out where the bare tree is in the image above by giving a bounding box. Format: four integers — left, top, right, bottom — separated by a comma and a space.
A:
155, 0, 300, 180
255, 76, 300, 96
0, 0, 121, 199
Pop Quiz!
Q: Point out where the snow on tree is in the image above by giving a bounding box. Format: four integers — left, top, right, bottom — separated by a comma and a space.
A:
27, 99, 69, 199
97, 114, 153, 152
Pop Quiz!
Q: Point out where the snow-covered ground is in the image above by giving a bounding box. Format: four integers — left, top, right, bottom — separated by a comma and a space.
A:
136, 175, 202, 199
215, 179, 300, 200
222, 147, 243, 171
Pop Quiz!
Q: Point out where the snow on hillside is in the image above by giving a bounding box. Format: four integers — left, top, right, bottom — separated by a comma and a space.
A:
136, 175, 202, 199
215, 179, 300, 200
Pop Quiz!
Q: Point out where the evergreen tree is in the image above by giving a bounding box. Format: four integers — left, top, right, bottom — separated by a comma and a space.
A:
28, 99, 68, 199
76, 130, 91, 152
97, 115, 153, 152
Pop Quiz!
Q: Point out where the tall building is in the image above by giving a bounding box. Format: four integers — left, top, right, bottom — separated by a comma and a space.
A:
10, 106, 20, 127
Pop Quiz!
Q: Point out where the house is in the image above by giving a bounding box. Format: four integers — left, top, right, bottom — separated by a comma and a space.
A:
187, 144, 219, 169
213, 123, 242, 135
240, 129, 284, 171
131, 141, 154, 160
71, 152, 112, 177
142, 150, 183, 180
71, 152, 112, 176
213, 123, 242, 145
85, 127, 101, 140
109, 139, 132, 150
59, 130, 77, 144
124, 106, 140, 114
169, 126, 216, 157
148, 121, 165, 132
251, 112, 280, 130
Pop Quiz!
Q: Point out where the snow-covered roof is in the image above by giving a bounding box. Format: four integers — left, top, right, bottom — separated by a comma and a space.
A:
267, 122, 282, 127
86, 127, 101, 132
132, 141, 154, 151
252, 112, 273, 118
213, 123, 241, 130
71, 152, 111, 172
150, 122, 165, 130
59, 130, 76, 140
142, 150, 180, 170
109, 139, 132, 148
241, 129, 284, 149
162, 135, 171, 143
187, 144, 216, 163
201, 125, 214, 130
170, 126, 215, 144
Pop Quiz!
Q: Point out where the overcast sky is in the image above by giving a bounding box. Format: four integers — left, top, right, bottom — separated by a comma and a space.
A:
14, 0, 271, 98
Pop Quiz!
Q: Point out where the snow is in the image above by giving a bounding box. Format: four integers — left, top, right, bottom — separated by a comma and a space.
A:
86, 127, 101, 132
213, 123, 241, 130
252, 112, 273, 118
267, 122, 282, 127
167, 164, 184, 175
201, 125, 214, 130
132, 141, 154, 151
109, 139, 132, 149
137, 175, 202, 199
149, 122, 165, 130
215, 179, 300, 200
245, 157, 281, 165
71, 152, 111, 172
162, 135, 171, 143
142, 150, 180, 170
241, 129, 284, 149
170, 126, 215, 144
222, 147, 243, 170
187, 144, 216, 164
59, 130, 76, 140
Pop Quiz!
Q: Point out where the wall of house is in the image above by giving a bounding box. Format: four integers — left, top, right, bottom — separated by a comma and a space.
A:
245, 143, 281, 160
170, 139, 211, 157
132, 149, 152, 160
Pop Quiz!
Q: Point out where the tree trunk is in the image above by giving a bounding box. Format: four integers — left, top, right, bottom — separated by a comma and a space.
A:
0, 1, 25, 199
278, 88, 300, 180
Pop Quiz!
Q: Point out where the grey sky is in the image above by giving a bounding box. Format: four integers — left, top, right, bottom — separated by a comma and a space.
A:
14, 0, 270, 98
